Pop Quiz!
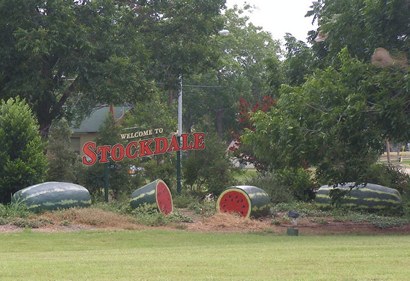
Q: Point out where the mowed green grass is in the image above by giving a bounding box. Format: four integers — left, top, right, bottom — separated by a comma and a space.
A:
1, 230, 410, 281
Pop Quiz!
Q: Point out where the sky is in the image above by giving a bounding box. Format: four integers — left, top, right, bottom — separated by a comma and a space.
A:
225, 0, 317, 42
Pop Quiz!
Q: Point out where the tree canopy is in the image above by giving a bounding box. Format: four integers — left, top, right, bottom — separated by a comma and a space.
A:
0, 98, 47, 203
307, 0, 409, 62
243, 0, 409, 185
0, 0, 226, 137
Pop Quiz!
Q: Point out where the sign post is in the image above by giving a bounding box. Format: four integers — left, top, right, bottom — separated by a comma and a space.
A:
177, 76, 183, 194
104, 162, 109, 202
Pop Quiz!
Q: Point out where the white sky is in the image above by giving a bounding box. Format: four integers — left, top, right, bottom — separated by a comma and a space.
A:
225, 0, 317, 42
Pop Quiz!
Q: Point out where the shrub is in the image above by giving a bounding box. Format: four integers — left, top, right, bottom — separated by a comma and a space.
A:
365, 163, 410, 195
188, 201, 216, 217
46, 118, 80, 182
79, 115, 144, 200
246, 173, 293, 204
0, 201, 30, 219
142, 157, 175, 191
183, 132, 235, 196
246, 168, 316, 203
173, 193, 199, 208
0, 98, 48, 203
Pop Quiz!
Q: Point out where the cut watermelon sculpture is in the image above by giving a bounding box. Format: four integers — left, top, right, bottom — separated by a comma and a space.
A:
216, 185, 271, 218
130, 179, 173, 215
12, 182, 91, 212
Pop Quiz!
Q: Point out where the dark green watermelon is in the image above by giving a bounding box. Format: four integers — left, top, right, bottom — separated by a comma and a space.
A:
130, 179, 173, 215
315, 183, 403, 214
216, 185, 271, 218
12, 182, 91, 212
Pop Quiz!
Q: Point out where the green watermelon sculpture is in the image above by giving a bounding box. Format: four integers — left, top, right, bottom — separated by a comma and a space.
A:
315, 183, 403, 214
216, 185, 271, 218
130, 179, 173, 215
12, 182, 91, 212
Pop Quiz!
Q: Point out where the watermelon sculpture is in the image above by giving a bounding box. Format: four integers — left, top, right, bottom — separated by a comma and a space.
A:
315, 183, 403, 214
216, 185, 271, 218
12, 182, 91, 212
130, 179, 173, 215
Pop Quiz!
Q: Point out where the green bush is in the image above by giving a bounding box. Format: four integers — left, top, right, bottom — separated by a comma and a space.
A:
79, 115, 145, 200
246, 168, 316, 203
188, 201, 216, 217
0, 201, 30, 219
365, 163, 410, 195
173, 193, 199, 208
0, 98, 48, 203
364, 163, 410, 214
130, 204, 193, 226
142, 157, 175, 191
246, 173, 293, 204
272, 202, 327, 217
183, 132, 235, 196
46, 119, 80, 182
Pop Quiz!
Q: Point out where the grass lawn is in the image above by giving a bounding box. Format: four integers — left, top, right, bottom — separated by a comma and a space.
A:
1, 230, 410, 281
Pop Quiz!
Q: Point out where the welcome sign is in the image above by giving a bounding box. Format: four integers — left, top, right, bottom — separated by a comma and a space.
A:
82, 128, 205, 166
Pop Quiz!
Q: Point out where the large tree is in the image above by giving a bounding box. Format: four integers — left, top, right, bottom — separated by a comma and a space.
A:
0, 0, 227, 137
307, 0, 410, 63
241, 0, 409, 183
0, 0, 148, 136
243, 48, 408, 185
182, 4, 281, 139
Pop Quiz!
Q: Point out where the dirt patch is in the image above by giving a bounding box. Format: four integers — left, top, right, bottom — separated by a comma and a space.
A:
186, 212, 271, 232
0, 224, 21, 233
1, 208, 410, 235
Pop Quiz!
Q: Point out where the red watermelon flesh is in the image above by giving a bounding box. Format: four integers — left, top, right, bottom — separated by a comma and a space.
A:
156, 181, 173, 215
218, 190, 250, 217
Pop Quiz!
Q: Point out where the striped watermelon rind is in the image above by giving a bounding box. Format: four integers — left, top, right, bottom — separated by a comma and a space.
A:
315, 183, 403, 214
216, 185, 271, 218
130, 179, 173, 215
12, 182, 91, 212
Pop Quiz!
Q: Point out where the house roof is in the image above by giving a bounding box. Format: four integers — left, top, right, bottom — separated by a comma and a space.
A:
72, 106, 131, 133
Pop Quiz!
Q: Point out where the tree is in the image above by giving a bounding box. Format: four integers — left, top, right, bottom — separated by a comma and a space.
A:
46, 118, 79, 182
81, 114, 139, 200
140, 0, 226, 89
0, 98, 48, 203
306, 0, 409, 153
0, 0, 150, 137
182, 4, 281, 139
242, 51, 392, 185
230, 95, 276, 171
307, 0, 410, 63
0, 0, 226, 137
183, 131, 235, 196
121, 89, 177, 189
281, 33, 315, 86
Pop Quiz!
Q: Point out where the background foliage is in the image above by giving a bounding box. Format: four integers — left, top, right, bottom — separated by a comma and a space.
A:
0, 98, 47, 203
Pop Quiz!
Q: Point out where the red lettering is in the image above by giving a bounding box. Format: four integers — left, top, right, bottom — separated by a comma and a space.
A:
126, 141, 138, 159
181, 133, 193, 150
154, 137, 168, 154
82, 141, 97, 166
167, 135, 181, 152
83, 133, 207, 166
139, 139, 154, 157
111, 143, 125, 162
193, 133, 205, 150
97, 145, 111, 163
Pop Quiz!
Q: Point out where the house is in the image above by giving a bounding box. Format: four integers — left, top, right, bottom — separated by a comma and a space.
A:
70, 105, 130, 155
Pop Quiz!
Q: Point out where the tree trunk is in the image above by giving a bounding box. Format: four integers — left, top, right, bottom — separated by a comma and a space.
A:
386, 139, 391, 163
